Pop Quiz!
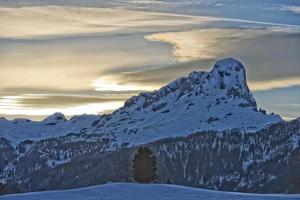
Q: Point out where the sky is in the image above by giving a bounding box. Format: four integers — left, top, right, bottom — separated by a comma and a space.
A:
0, 0, 299, 120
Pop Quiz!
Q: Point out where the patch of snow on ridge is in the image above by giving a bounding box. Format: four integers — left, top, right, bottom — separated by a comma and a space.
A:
0, 113, 100, 146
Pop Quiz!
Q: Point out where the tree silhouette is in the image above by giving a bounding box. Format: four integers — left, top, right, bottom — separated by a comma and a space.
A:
0, 183, 20, 195
132, 147, 157, 183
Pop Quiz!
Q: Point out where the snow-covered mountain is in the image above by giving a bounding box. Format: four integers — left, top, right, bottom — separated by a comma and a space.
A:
0, 58, 281, 147
1, 58, 297, 196
0, 114, 99, 146
1, 183, 300, 200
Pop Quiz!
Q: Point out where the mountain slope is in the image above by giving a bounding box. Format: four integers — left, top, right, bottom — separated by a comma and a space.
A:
0, 58, 281, 146
1, 183, 300, 200
1, 118, 298, 194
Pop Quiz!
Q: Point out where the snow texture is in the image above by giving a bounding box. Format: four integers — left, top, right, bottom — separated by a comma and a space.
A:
1, 183, 299, 200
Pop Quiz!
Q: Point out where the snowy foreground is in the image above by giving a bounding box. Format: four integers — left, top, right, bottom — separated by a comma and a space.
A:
1, 183, 300, 200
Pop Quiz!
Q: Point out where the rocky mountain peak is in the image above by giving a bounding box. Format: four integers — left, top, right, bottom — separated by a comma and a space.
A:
211, 58, 256, 107
124, 58, 256, 110
213, 57, 244, 71
43, 112, 66, 124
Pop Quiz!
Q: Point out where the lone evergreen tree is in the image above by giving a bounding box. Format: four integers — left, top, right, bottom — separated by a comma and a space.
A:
132, 147, 157, 183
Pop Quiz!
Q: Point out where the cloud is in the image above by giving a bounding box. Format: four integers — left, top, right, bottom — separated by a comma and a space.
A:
249, 77, 300, 91
0, 94, 126, 117
253, 86, 300, 120
1, 5, 299, 119
126, 0, 167, 5
281, 5, 300, 14
0, 29, 173, 93
17, 94, 129, 108
102, 59, 214, 86
145, 29, 267, 62
0, 6, 214, 39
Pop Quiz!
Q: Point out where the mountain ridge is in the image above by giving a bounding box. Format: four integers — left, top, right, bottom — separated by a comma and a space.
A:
0, 58, 282, 146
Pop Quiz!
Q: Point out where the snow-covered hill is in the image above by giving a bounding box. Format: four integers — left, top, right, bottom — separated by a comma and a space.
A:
0, 58, 281, 146
0, 113, 99, 146
1, 183, 299, 200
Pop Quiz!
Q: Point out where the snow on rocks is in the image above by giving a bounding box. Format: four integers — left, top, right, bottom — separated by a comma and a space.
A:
0, 58, 282, 147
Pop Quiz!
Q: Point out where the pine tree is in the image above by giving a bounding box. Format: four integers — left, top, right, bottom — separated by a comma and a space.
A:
132, 147, 157, 183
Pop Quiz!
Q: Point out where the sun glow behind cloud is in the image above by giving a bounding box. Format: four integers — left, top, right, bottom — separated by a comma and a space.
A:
0, 95, 124, 117
92, 76, 157, 92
